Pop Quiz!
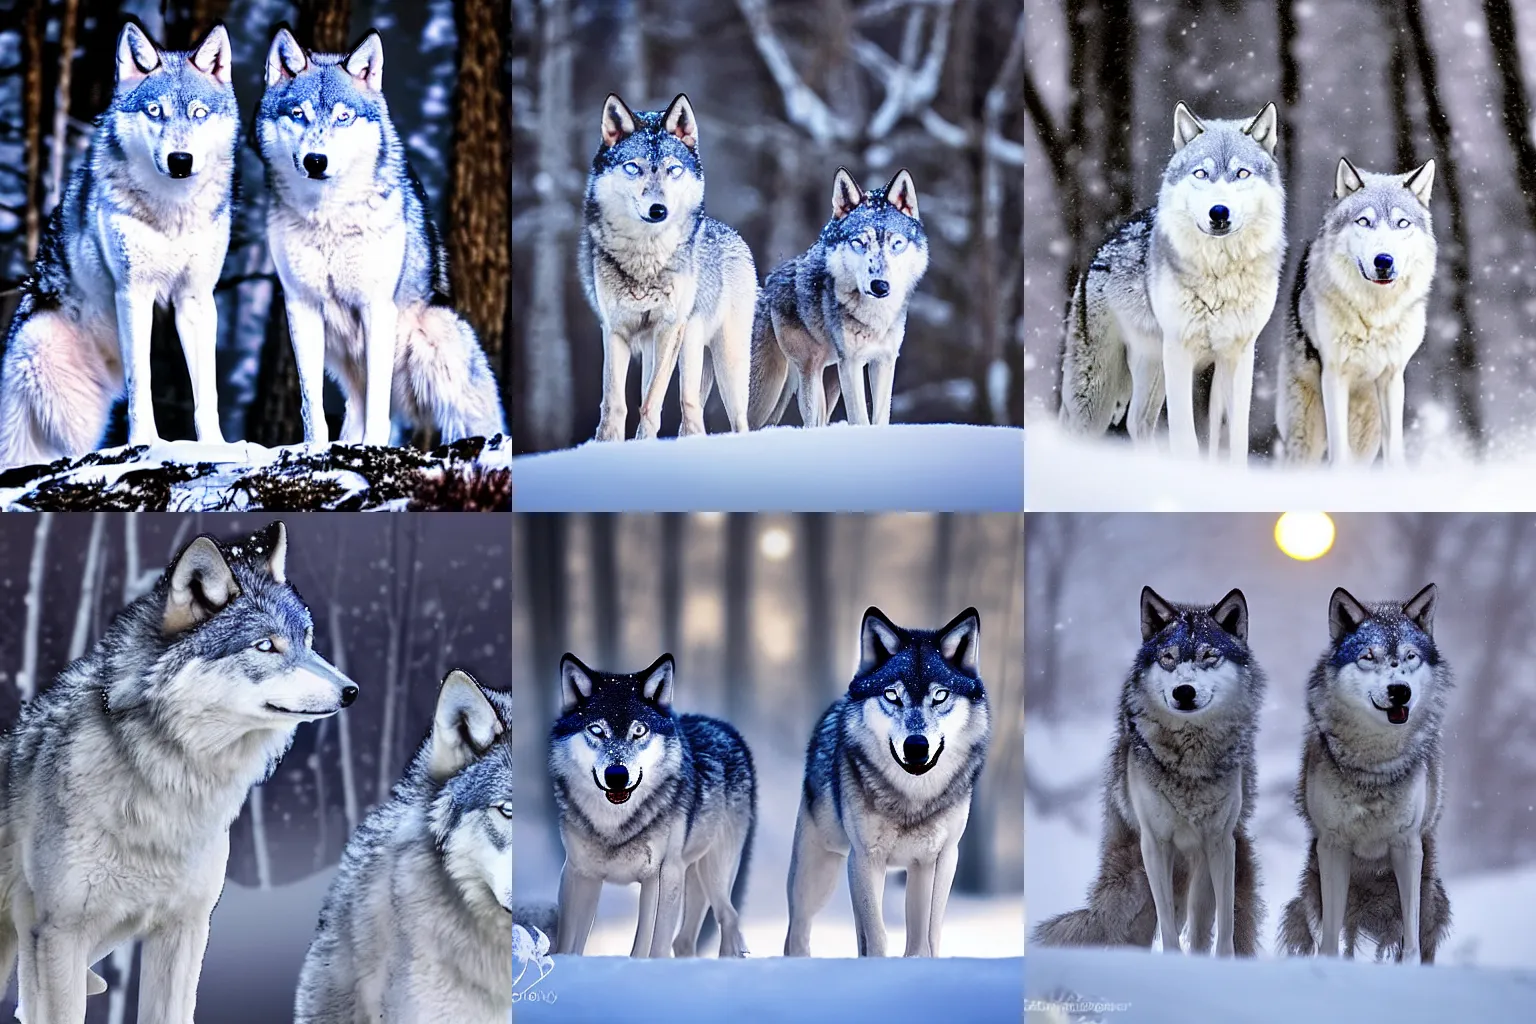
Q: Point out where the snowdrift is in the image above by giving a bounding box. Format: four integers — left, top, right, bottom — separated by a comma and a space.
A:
513, 424, 1024, 511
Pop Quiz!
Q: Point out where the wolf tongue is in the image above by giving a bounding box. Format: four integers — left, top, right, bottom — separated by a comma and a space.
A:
1387, 706, 1409, 724
606, 789, 631, 804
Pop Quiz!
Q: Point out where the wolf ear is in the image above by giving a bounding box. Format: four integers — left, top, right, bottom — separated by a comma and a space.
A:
164, 537, 240, 635
342, 30, 384, 92
1172, 102, 1205, 151
1328, 587, 1372, 642
429, 670, 505, 781
640, 654, 675, 710
1404, 159, 1436, 207
265, 27, 307, 87
1210, 588, 1248, 642
189, 23, 233, 86
601, 94, 638, 147
1244, 102, 1279, 157
1404, 583, 1437, 636
559, 654, 594, 713
1334, 157, 1366, 199
831, 167, 864, 220
886, 168, 920, 221
937, 607, 981, 674
250, 521, 288, 583
662, 94, 698, 150
859, 607, 903, 674
116, 21, 161, 88
1139, 587, 1178, 641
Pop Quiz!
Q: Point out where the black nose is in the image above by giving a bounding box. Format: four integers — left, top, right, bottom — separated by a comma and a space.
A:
167, 152, 193, 178
1172, 684, 1197, 708
1208, 204, 1230, 226
302, 153, 328, 177
604, 765, 630, 790
1387, 683, 1412, 707
869, 279, 891, 298
1374, 253, 1394, 272
339, 685, 358, 708
903, 734, 930, 764
646, 203, 668, 222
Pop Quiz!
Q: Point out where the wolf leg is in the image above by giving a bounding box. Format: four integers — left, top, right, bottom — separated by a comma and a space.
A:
1233, 830, 1262, 956
596, 326, 632, 442
647, 859, 686, 959
637, 322, 686, 441
1316, 839, 1352, 955
361, 299, 400, 445
796, 358, 828, 428
766, 369, 795, 426
677, 324, 708, 437
672, 864, 707, 957
847, 846, 888, 956
1390, 838, 1425, 963
1162, 339, 1199, 459
285, 296, 331, 445
1137, 830, 1181, 952
138, 917, 212, 1024
785, 809, 843, 956
747, 312, 789, 429
697, 845, 748, 958
1380, 368, 1407, 467
837, 359, 871, 425
173, 290, 225, 444
554, 867, 602, 955
1227, 342, 1255, 466
631, 874, 659, 957
20, 922, 91, 1024
1207, 360, 1229, 459
710, 304, 752, 433
1126, 351, 1165, 444
903, 859, 936, 957
823, 367, 842, 422
869, 356, 896, 426
926, 839, 961, 958
1206, 830, 1238, 956
1185, 849, 1214, 954
1321, 364, 1353, 468
115, 288, 161, 447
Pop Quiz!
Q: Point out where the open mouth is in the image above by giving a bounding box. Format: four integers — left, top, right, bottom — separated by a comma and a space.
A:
888, 737, 945, 776
1371, 699, 1410, 724
591, 767, 643, 804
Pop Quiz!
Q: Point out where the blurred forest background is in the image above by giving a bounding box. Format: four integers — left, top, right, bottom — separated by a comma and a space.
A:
0, 0, 510, 449
514, 512, 1024, 955
511, 0, 1025, 453
0, 512, 510, 1024
1024, 0, 1536, 458
1028, 514, 1536, 966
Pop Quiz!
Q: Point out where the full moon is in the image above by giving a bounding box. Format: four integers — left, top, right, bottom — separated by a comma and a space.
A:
1274, 512, 1336, 561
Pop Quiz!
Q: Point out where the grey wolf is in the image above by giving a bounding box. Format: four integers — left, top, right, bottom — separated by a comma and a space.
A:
296, 670, 511, 1023
579, 93, 756, 441
0, 521, 357, 1023
1278, 584, 1451, 963
1058, 103, 1285, 462
0, 21, 237, 470
549, 653, 756, 957
1032, 587, 1264, 956
1277, 159, 1438, 466
748, 167, 930, 427
258, 28, 505, 447
785, 607, 990, 957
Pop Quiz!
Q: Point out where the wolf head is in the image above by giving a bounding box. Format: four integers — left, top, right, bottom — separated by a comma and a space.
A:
1323, 158, 1437, 295
106, 21, 237, 186
1131, 587, 1258, 723
1313, 585, 1447, 745
587, 94, 705, 230
426, 671, 512, 917
822, 168, 930, 306
1159, 102, 1283, 242
846, 607, 989, 789
258, 28, 392, 197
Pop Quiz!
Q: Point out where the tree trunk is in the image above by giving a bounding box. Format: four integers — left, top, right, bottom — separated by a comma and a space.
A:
45, 0, 79, 215
588, 513, 620, 667
521, 514, 568, 845
21, 0, 44, 261
661, 513, 684, 659
17, 511, 52, 700
1484, 0, 1536, 234
799, 513, 835, 703
297, 0, 353, 50
723, 514, 753, 724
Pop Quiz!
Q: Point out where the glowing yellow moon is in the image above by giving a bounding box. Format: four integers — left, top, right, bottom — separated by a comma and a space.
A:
1274, 512, 1335, 561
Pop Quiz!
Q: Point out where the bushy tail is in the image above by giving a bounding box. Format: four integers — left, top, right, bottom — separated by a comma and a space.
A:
1234, 829, 1265, 956
1056, 266, 1130, 435
1031, 818, 1157, 949
398, 305, 507, 442
514, 901, 560, 944
746, 299, 788, 429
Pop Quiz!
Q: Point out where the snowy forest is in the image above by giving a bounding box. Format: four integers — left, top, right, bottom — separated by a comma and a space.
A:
513, 512, 1024, 955
511, 0, 1026, 453
1023, 0, 1536, 459
0, 513, 511, 1024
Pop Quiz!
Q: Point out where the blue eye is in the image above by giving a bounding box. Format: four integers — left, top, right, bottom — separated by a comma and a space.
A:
890, 237, 906, 253
883, 688, 900, 704
851, 239, 866, 253
253, 638, 277, 654
290, 107, 305, 121
145, 102, 161, 118
667, 164, 684, 178
586, 723, 603, 737
623, 161, 642, 177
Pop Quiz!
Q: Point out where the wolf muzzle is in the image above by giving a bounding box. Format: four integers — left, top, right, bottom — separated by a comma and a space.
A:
890, 735, 945, 776
593, 765, 643, 804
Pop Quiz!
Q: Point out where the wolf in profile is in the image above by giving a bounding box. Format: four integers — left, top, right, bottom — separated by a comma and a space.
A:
0, 21, 237, 470
0, 522, 357, 1023
1033, 588, 1264, 956
550, 653, 756, 957
748, 167, 930, 428
296, 671, 511, 1023
786, 608, 989, 957
1277, 159, 1437, 466
579, 93, 756, 441
1059, 103, 1284, 463
258, 27, 505, 447
1278, 585, 1452, 963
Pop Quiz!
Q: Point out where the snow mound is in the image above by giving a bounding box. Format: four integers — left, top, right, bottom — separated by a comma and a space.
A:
1025, 946, 1536, 1022
513, 424, 1024, 511
0, 434, 510, 511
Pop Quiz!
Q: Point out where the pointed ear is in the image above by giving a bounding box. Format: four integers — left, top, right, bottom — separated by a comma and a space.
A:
1404, 583, 1437, 636
189, 23, 233, 86
1329, 587, 1371, 642
116, 22, 161, 88
831, 167, 864, 220
342, 30, 384, 92
254, 521, 288, 583
1244, 101, 1279, 156
265, 27, 307, 87
886, 168, 920, 220
1334, 157, 1366, 199
1404, 159, 1436, 207
164, 537, 240, 635
662, 93, 698, 150
559, 654, 594, 714
1210, 588, 1248, 642
859, 607, 903, 674
1172, 102, 1205, 151
640, 654, 675, 709
601, 93, 638, 147
429, 670, 505, 780
937, 607, 980, 674
1140, 587, 1178, 641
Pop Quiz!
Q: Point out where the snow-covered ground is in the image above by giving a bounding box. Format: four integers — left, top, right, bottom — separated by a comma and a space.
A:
513, 424, 1024, 511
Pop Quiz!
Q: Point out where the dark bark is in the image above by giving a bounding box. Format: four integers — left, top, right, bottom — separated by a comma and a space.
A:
1276, 0, 1300, 186
1483, 0, 1536, 235
660, 513, 684, 659
723, 514, 753, 724
799, 513, 834, 700
588, 513, 620, 668
296, 0, 353, 51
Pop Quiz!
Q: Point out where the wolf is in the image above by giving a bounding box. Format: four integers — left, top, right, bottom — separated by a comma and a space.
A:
1058, 103, 1285, 462
296, 670, 511, 1023
1277, 159, 1437, 466
0, 21, 237, 470
258, 28, 505, 447
550, 653, 756, 958
747, 167, 930, 428
1278, 585, 1452, 963
1033, 587, 1264, 956
785, 607, 990, 958
0, 521, 356, 1024
580, 93, 756, 441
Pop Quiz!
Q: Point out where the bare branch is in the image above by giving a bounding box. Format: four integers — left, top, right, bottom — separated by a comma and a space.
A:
734, 0, 856, 144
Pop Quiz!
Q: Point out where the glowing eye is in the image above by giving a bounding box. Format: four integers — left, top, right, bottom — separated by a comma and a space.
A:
883, 687, 900, 704
290, 107, 305, 120
254, 638, 277, 653
1236, 168, 1251, 179
851, 239, 866, 253
336, 109, 353, 124
1193, 168, 1208, 179
1355, 216, 1371, 228
190, 103, 208, 119
1405, 650, 1418, 662
623, 161, 642, 177
667, 164, 684, 178
494, 803, 513, 820
932, 688, 949, 704
890, 236, 906, 252
586, 723, 604, 738
633, 722, 649, 738
1397, 218, 1410, 229
146, 102, 161, 117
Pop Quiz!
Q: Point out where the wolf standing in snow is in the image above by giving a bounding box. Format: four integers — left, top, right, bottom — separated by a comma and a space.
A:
258, 28, 505, 447
1278, 585, 1452, 963
786, 608, 989, 957
1277, 159, 1438, 466
748, 167, 930, 428
0, 522, 357, 1023
580, 93, 756, 441
1059, 103, 1285, 462
297, 671, 511, 1023
0, 21, 237, 470
550, 653, 757, 957
1033, 588, 1264, 956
